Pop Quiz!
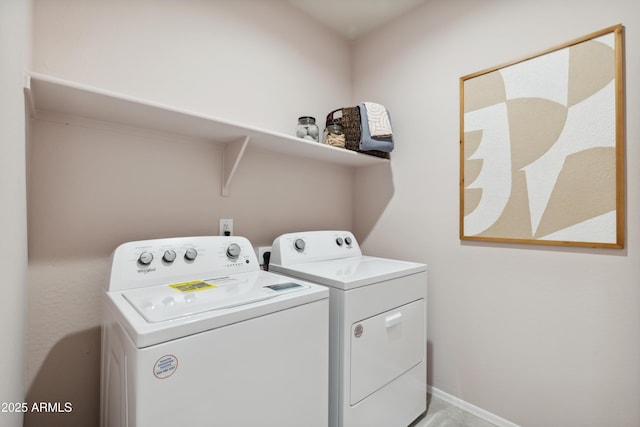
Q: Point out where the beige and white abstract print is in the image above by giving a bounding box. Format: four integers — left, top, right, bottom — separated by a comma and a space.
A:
461, 26, 623, 247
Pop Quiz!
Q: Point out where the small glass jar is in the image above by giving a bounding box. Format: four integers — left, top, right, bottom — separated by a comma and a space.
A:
296, 116, 319, 142
323, 122, 345, 148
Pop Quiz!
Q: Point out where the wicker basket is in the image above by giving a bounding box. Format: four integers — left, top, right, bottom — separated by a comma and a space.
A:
325, 107, 390, 159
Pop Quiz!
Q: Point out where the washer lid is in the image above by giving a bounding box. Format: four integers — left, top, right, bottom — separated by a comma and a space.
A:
271, 256, 426, 290
122, 276, 280, 323
107, 271, 329, 348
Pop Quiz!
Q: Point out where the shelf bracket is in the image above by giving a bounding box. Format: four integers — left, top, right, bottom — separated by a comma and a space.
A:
221, 135, 250, 197
23, 74, 37, 118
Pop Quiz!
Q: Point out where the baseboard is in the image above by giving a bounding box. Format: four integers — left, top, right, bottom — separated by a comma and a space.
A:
427, 386, 520, 427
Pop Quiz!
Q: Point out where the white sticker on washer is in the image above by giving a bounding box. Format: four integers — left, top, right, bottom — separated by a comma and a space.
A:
153, 355, 178, 379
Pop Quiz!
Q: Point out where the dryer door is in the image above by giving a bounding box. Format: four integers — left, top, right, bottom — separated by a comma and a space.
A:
350, 299, 425, 405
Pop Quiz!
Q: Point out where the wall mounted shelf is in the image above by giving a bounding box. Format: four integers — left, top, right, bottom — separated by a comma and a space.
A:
24, 73, 388, 196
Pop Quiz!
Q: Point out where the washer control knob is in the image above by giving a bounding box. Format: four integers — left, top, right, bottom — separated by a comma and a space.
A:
336, 237, 344, 246
345, 236, 352, 245
184, 248, 198, 261
226, 243, 241, 260
294, 239, 305, 252
138, 251, 153, 266
162, 250, 177, 263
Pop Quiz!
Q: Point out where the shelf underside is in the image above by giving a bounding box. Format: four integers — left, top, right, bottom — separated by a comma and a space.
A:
26, 73, 388, 168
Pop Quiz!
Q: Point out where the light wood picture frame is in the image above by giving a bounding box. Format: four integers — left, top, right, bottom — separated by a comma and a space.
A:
460, 24, 625, 248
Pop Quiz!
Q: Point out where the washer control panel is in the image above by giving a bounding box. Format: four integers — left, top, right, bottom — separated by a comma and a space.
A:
108, 236, 258, 291
270, 230, 362, 266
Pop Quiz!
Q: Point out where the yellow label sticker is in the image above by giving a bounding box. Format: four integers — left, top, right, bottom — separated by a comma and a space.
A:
168, 280, 216, 293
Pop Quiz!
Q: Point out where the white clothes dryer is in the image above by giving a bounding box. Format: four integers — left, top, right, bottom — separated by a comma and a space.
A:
270, 230, 428, 427
100, 236, 329, 427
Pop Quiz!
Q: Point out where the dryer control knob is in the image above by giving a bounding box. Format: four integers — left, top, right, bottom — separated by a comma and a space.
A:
184, 248, 198, 261
162, 250, 177, 263
336, 237, 344, 246
294, 239, 305, 252
226, 243, 241, 260
138, 251, 153, 266
345, 236, 352, 245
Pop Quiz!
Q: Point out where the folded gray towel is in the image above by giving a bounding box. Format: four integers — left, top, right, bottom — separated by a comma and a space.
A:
358, 103, 394, 153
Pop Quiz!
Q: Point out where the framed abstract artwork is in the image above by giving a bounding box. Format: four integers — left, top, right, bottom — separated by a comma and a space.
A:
460, 24, 625, 248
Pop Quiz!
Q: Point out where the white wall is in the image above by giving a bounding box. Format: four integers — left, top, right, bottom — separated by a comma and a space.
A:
0, 1, 30, 427
32, 0, 351, 134
353, 1, 640, 426
28, 1, 353, 426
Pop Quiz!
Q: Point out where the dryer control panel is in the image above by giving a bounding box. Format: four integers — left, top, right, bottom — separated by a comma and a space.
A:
271, 230, 362, 266
107, 236, 258, 291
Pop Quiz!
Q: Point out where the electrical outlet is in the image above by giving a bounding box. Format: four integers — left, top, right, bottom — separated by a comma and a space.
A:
219, 218, 233, 236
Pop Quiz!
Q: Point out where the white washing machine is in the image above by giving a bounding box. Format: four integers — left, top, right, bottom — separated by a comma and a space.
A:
270, 230, 428, 427
100, 236, 329, 427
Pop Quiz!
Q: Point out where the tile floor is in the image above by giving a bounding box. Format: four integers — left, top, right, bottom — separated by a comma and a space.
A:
409, 393, 498, 427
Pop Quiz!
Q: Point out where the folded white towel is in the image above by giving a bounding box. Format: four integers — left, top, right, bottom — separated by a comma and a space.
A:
363, 102, 392, 137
